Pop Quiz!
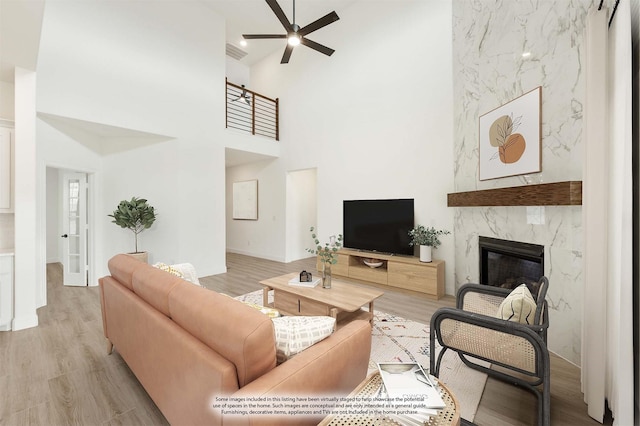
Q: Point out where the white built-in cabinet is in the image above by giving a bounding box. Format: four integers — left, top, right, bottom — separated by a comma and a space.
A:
0, 123, 14, 213
0, 253, 14, 331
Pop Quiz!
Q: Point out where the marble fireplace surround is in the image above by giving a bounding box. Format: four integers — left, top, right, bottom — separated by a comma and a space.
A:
452, 0, 591, 367
451, 183, 583, 365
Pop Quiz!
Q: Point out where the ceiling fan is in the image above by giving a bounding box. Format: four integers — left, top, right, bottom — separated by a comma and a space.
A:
233, 85, 251, 106
243, 0, 340, 64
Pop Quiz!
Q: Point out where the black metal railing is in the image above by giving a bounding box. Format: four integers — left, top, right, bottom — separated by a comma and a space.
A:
226, 79, 279, 141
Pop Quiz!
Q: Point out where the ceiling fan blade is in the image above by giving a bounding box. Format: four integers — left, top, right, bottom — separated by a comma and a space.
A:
243, 34, 287, 39
266, 0, 293, 31
298, 11, 339, 37
300, 38, 335, 56
280, 44, 294, 64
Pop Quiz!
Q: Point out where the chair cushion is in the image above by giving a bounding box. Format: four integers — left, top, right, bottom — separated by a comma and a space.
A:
271, 316, 335, 364
496, 284, 537, 324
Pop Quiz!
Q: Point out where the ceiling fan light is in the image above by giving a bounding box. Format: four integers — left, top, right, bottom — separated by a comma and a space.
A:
287, 34, 301, 46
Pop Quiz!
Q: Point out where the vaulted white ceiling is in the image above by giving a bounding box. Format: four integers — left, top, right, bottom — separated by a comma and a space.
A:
0, 0, 358, 83
177, 0, 357, 66
0, 0, 45, 82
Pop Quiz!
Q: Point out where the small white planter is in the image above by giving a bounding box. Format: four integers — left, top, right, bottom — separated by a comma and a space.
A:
419, 245, 432, 263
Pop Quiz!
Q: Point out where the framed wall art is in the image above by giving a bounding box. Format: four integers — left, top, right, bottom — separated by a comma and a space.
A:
479, 87, 541, 181
232, 179, 258, 220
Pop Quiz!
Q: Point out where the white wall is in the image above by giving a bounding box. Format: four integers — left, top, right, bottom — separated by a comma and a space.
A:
237, 0, 456, 290
0, 215, 14, 249
45, 167, 59, 263
226, 57, 250, 86
13, 67, 39, 329
36, 0, 228, 279
0, 81, 15, 120
0, 83, 15, 249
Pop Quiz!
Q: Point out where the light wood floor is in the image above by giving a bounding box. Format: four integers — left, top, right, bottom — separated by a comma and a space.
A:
0, 253, 605, 425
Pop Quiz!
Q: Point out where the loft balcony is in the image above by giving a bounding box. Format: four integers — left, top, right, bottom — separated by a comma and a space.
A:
225, 79, 279, 141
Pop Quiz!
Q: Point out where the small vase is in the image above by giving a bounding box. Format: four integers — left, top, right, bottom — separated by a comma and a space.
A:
322, 263, 332, 289
419, 245, 432, 263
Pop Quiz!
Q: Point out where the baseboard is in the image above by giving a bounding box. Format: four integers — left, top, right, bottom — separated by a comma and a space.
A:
226, 248, 286, 263
12, 314, 39, 330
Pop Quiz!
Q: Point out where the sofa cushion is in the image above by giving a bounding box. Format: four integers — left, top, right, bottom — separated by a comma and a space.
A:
272, 316, 336, 364
168, 283, 276, 387
496, 284, 537, 324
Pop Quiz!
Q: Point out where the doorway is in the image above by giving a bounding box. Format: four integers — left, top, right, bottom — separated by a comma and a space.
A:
46, 167, 91, 287
286, 168, 317, 262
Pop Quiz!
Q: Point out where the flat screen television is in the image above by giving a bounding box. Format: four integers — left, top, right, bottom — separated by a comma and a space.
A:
343, 199, 414, 256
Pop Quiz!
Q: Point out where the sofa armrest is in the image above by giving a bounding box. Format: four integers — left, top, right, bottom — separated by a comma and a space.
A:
221, 319, 372, 426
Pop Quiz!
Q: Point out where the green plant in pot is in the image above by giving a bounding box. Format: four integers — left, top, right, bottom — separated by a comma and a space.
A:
108, 197, 157, 263
306, 226, 343, 288
408, 225, 450, 263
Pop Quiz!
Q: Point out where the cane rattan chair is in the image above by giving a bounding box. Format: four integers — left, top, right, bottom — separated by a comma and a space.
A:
430, 277, 550, 426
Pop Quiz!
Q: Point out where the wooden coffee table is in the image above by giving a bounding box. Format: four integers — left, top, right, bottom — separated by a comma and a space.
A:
259, 273, 384, 328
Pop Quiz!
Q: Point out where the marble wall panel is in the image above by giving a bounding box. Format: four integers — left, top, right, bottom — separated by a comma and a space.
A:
452, 0, 595, 365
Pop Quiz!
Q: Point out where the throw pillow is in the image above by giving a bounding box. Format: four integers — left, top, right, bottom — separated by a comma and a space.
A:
169, 263, 201, 286
243, 301, 281, 319
153, 262, 202, 286
496, 284, 537, 325
222, 293, 280, 318
272, 316, 336, 364
152, 262, 185, 279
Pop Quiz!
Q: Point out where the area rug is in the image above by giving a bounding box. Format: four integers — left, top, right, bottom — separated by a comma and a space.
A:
235, 290, 488, 422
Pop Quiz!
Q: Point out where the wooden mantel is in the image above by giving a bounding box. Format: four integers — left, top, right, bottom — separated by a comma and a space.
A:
447, 181, 582, 207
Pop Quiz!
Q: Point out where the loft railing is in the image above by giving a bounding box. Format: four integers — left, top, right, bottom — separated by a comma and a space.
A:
225, 79, 279, 141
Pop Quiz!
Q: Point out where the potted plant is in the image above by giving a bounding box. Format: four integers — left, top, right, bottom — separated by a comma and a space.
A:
108, 197, 157, 263
408, 225, 450, 263
306, 226, 343, 288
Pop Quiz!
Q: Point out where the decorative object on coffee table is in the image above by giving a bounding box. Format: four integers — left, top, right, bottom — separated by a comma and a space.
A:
108, 197, 157, 263
408, 225, 450, 263
306, 226, 343, 288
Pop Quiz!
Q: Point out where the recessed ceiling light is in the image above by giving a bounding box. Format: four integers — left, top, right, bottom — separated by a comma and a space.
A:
240, 40, 247, 47
522, 52, 531, 58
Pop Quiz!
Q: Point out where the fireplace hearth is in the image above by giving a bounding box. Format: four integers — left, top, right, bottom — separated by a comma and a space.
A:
479, 236, 544, 292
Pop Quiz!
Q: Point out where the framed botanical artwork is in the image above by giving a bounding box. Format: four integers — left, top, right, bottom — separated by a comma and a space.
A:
232, 180, 258, 220
479, 87, 541, 181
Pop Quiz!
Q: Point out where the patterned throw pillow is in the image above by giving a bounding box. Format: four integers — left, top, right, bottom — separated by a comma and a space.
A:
153, 262, 184, 279
153, 262, 202, 286
243, 302, 281, 319
221, 293, 280, 318
496, 284, 537, 325
272, 316, 336, 364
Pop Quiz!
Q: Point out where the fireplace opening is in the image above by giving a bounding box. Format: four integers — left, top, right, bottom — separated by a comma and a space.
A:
479, 236, 544, 293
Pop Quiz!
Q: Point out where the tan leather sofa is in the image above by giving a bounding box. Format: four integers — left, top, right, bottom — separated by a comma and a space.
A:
99, 254, 372, 425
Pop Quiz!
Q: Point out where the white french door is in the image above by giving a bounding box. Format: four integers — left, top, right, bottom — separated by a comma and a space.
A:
61, 172, 87, 286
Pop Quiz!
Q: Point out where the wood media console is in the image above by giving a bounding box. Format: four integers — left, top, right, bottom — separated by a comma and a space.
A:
317, 248, 445, 299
